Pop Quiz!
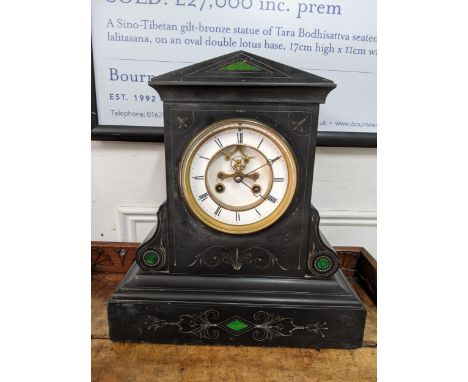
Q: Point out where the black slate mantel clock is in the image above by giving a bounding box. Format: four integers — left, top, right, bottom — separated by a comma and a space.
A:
108, 51, 366, 348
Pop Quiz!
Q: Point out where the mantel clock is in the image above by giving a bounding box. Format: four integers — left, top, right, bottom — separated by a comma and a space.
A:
108, 51, 366, 348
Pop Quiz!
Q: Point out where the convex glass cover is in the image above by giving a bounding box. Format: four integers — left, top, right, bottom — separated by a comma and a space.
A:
179, 119, 297, 234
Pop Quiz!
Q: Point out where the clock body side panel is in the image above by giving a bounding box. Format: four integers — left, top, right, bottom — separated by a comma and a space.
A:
162, 108, 177, 267
163, 102, 319, 277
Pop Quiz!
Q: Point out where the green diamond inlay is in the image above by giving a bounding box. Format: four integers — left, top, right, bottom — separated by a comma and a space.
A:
315, 256, 331, 271
143, 251, 159, 266
220, 60, 260, 72
225, 319, 249, 332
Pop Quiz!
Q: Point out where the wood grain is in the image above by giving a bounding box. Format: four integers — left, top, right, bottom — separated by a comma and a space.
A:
92, 242, 139, 273
356, 247, 377, 305
92, 273, 123, 339
92, 340, 376, 382
350, 280, 377, 347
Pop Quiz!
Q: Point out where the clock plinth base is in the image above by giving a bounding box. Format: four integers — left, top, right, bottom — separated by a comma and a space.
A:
108, 264, 366, 349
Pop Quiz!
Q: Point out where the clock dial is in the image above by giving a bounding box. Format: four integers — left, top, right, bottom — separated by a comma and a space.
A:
179, 119, 297, 234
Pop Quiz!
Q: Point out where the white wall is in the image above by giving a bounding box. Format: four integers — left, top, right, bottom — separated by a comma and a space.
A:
92, 142, 377, 257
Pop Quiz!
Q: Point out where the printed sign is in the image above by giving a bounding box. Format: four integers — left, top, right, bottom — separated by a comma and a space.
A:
92, 0, 376, 133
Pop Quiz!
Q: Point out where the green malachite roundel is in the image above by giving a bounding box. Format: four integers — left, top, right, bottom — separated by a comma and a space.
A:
220, 60, 260, 72
225, 319, 249, 332
315, 256, 331, 271
143, 251, 159, 266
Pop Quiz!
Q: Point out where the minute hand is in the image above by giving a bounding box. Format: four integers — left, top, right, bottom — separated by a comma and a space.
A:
245, 156, 281, 176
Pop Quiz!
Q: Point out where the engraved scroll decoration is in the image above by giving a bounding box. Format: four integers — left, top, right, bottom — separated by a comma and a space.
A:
307, 207, 339, 277
188, 246, 288, 271
136, 202, 168, 271
145, 309, 328, 341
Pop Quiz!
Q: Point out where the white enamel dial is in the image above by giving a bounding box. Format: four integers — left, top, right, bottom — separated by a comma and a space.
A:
179, 119, 297, 234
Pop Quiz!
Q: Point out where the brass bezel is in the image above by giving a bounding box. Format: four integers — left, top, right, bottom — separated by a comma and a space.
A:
179, 119, 297, 235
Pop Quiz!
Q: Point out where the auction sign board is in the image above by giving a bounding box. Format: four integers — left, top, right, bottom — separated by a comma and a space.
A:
92, 0, 377, 140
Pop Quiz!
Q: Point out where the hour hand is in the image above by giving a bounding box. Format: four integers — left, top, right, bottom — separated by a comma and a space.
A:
218, 171, 259, 181
217, 171, 236, 181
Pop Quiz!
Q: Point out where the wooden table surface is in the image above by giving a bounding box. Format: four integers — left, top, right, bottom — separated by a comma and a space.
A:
92, 273, 376, 382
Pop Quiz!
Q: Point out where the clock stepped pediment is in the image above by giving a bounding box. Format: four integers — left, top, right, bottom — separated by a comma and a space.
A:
149, 50, 335, 88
